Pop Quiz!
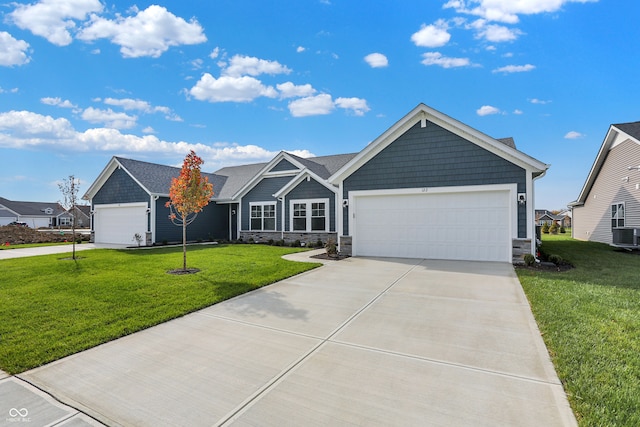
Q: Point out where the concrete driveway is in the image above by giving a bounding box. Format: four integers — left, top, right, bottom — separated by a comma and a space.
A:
14, 253, 576, 426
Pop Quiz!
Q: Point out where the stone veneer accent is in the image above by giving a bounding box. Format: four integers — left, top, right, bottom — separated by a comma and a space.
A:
512, 238, 533, 264
338, 236, 352, 256
339, 236, 529, 264
240, 231, 337, 246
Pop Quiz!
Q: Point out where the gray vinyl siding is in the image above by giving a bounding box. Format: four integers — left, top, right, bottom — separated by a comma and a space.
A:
155, 197, 228, 243
285, 179, 336, 231
270, 159, 298, 172
241, 176, 291, 230
342, 120, 528, 237
92, 167, 148, 205
573, 139, 640, 243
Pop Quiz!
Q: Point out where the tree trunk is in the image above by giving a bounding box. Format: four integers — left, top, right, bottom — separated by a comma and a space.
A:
182, 219, 187, 271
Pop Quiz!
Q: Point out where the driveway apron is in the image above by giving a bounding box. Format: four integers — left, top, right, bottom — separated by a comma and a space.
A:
18, 255, 577, 426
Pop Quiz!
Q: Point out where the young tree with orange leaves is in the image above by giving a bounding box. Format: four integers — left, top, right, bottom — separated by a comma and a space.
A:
166, 151, 214, 272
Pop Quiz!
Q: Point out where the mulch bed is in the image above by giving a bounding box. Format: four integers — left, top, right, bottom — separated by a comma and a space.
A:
515, 261, 574, 272
311, 252, 350, 261
167, 268, 201, 275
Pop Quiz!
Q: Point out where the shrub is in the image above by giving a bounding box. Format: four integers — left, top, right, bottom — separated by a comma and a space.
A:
317, 239, 323, 248
560, 226, 566, 234
549, 223, 559, 234
523, 253, 535, 266
268, 239, 274, 246
541, 223, 550, 234
325, 238, 338, 257
548, 254, 563, 265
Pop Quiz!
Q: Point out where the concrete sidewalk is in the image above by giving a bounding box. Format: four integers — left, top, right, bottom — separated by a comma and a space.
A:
12, 254, 576, 426
0, 243, 129, 260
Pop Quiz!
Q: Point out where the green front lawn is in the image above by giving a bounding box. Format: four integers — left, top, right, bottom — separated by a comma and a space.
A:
0, 244, 320, 374
517, 234, 640, 427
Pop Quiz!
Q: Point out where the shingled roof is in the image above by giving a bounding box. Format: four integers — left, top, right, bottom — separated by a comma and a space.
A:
0, 197, 65, 216
110, 152, 357, 201
115, 157, 227, 197
614, 121, 640, 140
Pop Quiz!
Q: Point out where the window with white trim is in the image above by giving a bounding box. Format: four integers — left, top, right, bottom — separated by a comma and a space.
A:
250, 203, 276, 231
611, 203, 625, 228
290, 199, 329, 232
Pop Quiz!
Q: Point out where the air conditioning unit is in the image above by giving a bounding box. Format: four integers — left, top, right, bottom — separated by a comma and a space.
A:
612, 228, 640, 247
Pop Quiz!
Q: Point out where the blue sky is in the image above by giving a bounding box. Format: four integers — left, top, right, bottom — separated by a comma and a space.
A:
1, 0, 638, 210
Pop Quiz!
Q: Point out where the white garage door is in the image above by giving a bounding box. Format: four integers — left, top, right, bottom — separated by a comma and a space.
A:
94, 203, 147, 245
353, 189, 512, 262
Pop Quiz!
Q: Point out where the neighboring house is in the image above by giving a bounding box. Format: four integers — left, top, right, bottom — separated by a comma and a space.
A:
570, 121, 640, 246
57, 205, 91, 228
0, 197, 66, 228
84, 103, 549, 262
535, 209, 571, 227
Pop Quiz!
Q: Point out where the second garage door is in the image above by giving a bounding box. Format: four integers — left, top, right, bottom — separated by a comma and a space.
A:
94, 203, 147, 245
353, 188, 512, 262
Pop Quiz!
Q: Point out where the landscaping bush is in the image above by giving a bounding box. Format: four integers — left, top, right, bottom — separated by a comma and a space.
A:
549, 223, 559, 234
325, 238, 338, 257
560, 226, 566, 234
541, 223, 550, 234
523, 253, 535, 266
547, 254, 564, 265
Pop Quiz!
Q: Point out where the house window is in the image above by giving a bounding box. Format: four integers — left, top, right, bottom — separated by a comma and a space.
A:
60, 217, 71, 226
250, 203, 276, 231
292, 203, 307, 231
611, 203, 625, 228
290, 199, 329, 232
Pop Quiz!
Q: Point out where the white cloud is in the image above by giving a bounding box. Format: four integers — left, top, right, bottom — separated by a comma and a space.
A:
444, 0, 596, 24
9, 0, 103, 46
41, 97, 76, 108
296, 46, 306, 53
513, 109, 523, 115
142, 126, 156, 134
477, 24, 522, 42
530, 98, 551, 104
222, 55, 291, 77
189, 74, 278, 103
277, 82, 317, 99
364, 53, 389, 68
335, 97, 370, 116
564, 131, 584, 139
411, 20, 451, 48
420, 52, 471, 68
493, 64, 535, 73
0, 32, 31, 66
0, 87, 19, 94
288, 94, 335, 117
476, 105, 501, 116
77, 5, 206, 58
209, 47, 220, 59
0, 110, 314, 170
81, 107, 137, 129
0, 110, 76, 139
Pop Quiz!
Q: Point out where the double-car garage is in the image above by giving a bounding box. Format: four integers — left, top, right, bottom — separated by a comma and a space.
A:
350, 186, 514, 262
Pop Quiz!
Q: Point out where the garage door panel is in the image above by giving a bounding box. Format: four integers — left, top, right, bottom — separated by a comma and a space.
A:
354, 190, 511, 262
95, 204, 147, 245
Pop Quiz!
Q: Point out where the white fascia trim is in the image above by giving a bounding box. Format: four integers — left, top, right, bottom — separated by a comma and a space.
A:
83, 157, 120, 200
347, 183, 518, 238
93, 202, 148, 209
273, 169, 339, 199
230, 151, 307, 200
574, 125, 618, 205
329, 103, 548, 185
83, 157, 153, 201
